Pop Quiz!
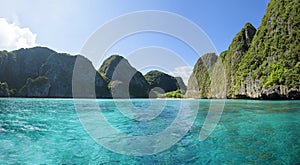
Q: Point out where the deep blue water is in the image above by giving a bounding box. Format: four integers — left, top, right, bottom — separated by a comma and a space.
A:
0, 98, 299, 164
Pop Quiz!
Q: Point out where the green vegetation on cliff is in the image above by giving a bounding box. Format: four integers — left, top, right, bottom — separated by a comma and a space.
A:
236, 0, 300, 90
222, 23, 257, 97
188, 0, 300, 99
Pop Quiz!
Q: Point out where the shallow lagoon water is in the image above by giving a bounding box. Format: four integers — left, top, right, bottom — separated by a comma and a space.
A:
0, 98, 299, 164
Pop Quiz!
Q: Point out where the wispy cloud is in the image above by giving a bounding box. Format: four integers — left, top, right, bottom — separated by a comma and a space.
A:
0, 18, 37, 51
169, 66, 192, 85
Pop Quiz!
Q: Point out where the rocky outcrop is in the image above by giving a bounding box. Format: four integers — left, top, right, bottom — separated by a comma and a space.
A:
261, 85, 286, 100
259, 85, 300, 100
0, 82, 9, 97
98, 55, 149, 98
232, 76, 300, 100
144, 70, 185, 95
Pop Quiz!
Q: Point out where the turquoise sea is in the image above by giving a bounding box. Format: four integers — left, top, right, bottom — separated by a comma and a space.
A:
0, 98, 299, 164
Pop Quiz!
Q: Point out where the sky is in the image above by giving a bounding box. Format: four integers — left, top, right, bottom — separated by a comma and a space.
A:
0, 0, 269, 83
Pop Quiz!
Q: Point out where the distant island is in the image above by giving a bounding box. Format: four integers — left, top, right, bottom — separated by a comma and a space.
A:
0, 0, 299, 99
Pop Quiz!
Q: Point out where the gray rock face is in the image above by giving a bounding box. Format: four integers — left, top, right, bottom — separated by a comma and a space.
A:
236, 78, 300, 100
99, 55, 149, 98
238, 74, 262, 99
175, 77, 187, 94
259, 85, 300, 100
261, 85, 289, 100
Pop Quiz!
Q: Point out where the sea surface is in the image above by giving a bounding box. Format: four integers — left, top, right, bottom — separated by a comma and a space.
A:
0, 98, 299, 164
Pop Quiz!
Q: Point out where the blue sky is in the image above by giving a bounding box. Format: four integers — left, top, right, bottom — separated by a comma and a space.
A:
0, 0, 269, 83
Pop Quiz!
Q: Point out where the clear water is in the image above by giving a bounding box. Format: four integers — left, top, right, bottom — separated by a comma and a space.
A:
0, 98, 299, 164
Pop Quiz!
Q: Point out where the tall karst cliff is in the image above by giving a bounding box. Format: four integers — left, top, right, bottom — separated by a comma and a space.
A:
188, 0, 300, 99
235, 0, 300, 99
221, 23, 257, 98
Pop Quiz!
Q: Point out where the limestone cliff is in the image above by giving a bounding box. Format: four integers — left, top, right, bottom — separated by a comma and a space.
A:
188, 0, 300, 99
221, 22, 257, 98
234, 0, 300, 99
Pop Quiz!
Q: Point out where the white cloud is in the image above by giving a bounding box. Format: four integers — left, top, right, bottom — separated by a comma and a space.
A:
169, 66, 192, 85
0, 18, 37, 51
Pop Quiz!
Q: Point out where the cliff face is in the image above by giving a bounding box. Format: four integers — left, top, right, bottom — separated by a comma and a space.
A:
98, 55, 150, 98
0, 47, 110, 98
39, 53, 110, 98
235, 0, 300, 99
188, 0, 300, 99
19, 76, 51, 97
221, 23, 257, 98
